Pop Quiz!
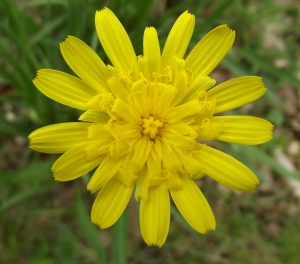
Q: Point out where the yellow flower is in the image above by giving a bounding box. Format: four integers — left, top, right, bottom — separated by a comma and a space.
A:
29, 8, 273, 247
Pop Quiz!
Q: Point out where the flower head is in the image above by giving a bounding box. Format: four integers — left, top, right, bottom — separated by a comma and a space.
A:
29, 8, 273, 247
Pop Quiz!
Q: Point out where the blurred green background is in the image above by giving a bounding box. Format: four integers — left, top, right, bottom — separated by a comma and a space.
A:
1, 0, 300, 263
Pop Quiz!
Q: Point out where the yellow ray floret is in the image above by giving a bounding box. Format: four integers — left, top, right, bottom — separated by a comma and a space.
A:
33, 69, 98, 110
140, 185, 170, 247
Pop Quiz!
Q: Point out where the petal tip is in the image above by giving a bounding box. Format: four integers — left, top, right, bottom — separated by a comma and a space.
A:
96, 7, 112, 18
91, 219, 107, 229
146, 242, 164, 248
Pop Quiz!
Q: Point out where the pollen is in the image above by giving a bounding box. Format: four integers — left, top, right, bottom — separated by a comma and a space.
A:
142, 115, 164, 139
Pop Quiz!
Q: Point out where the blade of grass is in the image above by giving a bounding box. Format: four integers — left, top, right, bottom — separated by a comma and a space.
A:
0, 185, 51, 212
26, 0, 68, 6
55, 222, 91, 262
75, 186, 107, 264
0, 157, 54, 184
112, 208, 128, 264
29, 14, 66, 46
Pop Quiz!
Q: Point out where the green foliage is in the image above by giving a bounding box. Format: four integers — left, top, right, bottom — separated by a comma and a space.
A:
0, 0, 299, 263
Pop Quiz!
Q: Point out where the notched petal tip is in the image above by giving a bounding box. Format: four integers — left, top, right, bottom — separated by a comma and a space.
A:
209, 76, 269, 114
27, 129, 35, 140
180, 9, 195, 18
95, 7, 117, 23
185, 23, 235, 77
218, 24, 235, 33
223, 24, 236, 40
95, 6, 137, 74
145, 242, 164, 248
33, 68, 47, 80
28, 135, 36, 150
87, 182, 98, 193
59, 35, 75, 48
91, 218, 112, 229
32, 71, 39, 82
162, 9, 195, 67
91, 177, 133, 229
91, 220, 108, 230
97, 6, 111, 13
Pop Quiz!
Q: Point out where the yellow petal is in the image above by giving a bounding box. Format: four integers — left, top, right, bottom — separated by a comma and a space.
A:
147, 148, 162, 174
194, 145, 259, 192
29, 122, 91, 154
162, 11, 195, 69
140, 185, 170, 247
174, 150, 202, 175
143, 27, 161, 80
130, 82, 150, 116
171, 71, 188, 106
52, 142, 104, 181
196, 117, 224, 141
109, 140, 131, 158
117, 169, 136, 188
162, 128, 195, 150
121, 150, 135, 168
148, 82, 165, 114
137, 56, 151, 81
79, 110, 110, 123
161, 139, 181, 172
107, 76, 129, 102
147, 149, 164, 188
105, 123, 140, 141
181, 76, 216, 104
60, 36, 111, 94
135, 165, 148, 201
33, 69, 97, 110
213, 116, 273, 144
159, 84, 176, 116
91, 176, 133, 228
87, 155, 124, 193
85, 138, 112, 160
207, 76, 267, 113
95, 8, 137, 74
164, 170, 183, 190
186, 25, 235, 77
88, 124, 113, 140
166, 100, 200, 123
112, 98, 139, 123
168, 122, 199, 139
170, 178, 215, 233
170, 56, 185, 82
130, 138, 151, 171
183, 99, 216, 128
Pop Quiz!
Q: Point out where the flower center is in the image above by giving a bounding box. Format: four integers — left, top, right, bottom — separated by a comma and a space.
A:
142, 115, 164, 139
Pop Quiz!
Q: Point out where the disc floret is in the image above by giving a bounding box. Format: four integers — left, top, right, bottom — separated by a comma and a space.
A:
142, 115, 164, 139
